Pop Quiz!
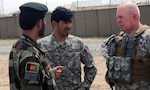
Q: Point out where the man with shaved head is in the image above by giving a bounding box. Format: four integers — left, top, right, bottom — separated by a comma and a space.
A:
100, 1, 150, 90
116, 1, 141, 33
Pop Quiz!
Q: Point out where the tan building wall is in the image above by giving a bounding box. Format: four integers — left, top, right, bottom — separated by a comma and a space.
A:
0, 5, 150, 39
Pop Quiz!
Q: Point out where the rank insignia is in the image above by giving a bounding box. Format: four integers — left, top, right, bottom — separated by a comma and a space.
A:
24, 62, 39, 81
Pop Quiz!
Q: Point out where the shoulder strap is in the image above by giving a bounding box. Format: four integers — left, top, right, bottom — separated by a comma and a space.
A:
135, 25, 149, 37
115, 31, 125, 42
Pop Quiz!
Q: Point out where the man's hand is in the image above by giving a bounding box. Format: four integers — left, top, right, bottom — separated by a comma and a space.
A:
53, 66, 64, 80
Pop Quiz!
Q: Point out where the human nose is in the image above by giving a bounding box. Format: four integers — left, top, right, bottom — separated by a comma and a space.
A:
66, 23, 72, 28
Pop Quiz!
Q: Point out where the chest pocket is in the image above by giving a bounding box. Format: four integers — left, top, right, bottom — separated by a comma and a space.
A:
107, 36, 135, 84
107, 56, 132, 84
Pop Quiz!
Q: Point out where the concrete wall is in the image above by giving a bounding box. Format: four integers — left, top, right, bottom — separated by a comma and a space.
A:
0, 5, 150, 39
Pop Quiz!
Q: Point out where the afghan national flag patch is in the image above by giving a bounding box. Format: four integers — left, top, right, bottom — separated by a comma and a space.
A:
24, 62, 39, 81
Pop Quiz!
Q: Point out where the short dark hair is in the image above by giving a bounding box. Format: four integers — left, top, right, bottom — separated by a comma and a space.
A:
51, 6, 73, 23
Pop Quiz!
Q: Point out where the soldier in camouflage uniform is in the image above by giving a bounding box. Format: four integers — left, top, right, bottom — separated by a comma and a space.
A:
9, 2, 63, 90
100, 1, 150, 90
38, 6, 97, 90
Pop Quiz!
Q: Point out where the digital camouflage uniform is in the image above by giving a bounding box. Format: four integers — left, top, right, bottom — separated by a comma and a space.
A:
38, 34, 97, 90
100, 25, 150, 90
9, 35, 57, 90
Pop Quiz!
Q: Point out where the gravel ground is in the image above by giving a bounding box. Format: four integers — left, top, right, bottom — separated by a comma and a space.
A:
0, 37, 106, 57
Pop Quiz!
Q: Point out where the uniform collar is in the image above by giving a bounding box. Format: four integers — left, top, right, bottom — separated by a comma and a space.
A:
21, 34, 45, 53
50, 34, 72, 48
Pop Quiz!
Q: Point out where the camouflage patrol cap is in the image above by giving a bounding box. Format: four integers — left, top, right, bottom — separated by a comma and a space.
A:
19, 2, 48, 30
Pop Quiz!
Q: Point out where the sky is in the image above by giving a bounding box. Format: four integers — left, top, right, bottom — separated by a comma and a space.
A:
1, 0, 81, 14
1, 0, 147, 14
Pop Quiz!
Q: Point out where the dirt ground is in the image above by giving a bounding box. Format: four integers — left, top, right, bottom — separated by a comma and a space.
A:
0, 55, 110, 90
0, 38, 110, 90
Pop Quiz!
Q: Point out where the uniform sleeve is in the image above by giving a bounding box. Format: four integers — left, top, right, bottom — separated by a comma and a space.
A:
100, 34, 117, 59
20, 56, 41, 82
100, 40, 109, 59
9, 51, 21, 90
20, 48, 55, 89
145, 29, 150, 55
9, 51, 41, 90
80, 44, 97, 89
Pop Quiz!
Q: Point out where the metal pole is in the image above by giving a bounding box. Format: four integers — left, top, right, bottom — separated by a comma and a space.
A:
77, 0, 78, 10
1, 0, 4, 14
109, 0, 111, 6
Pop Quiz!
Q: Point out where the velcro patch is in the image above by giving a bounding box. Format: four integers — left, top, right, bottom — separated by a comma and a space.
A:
24, 62, 39, 81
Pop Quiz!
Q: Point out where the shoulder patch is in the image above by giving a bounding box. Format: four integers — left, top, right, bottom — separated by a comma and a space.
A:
24, 62, 39, 81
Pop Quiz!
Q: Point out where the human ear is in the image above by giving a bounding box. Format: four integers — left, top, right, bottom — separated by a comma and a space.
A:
36, 19, 43, 28
51, 21, 57, 28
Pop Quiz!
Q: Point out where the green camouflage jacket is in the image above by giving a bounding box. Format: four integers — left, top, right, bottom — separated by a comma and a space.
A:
9, 34, 56, 90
